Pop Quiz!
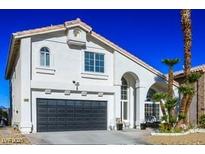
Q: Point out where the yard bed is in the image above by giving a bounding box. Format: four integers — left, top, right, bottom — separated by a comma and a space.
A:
146, 132, 205, 145
0, 127, 30, 145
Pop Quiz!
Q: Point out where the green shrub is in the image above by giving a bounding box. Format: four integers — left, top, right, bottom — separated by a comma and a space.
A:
161, 115, 168, 122
173, 127, 182, 133
169, 116, 177, 125
199, 114, 205, 128
159, 123, 183, 133
159, 123, 172, 133
178, 113, 186, 120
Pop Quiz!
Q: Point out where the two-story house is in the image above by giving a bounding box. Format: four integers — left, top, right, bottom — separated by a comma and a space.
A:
5, 18, 178, 133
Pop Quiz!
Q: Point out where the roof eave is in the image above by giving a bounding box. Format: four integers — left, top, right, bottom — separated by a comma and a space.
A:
5, 35, 15, 80
13, 27, 66, 39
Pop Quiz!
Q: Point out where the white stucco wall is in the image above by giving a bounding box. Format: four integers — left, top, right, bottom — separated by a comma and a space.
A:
9, 25, 178, 133
31, 30, 114, 87
11, 52, 21, 126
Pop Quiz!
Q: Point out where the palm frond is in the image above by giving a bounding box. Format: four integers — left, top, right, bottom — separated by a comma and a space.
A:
152, 92, 167, 102
162, 58, 180, 67
187, 72, 202, 83
165, 98, 178, 110
178, 84, 194, 95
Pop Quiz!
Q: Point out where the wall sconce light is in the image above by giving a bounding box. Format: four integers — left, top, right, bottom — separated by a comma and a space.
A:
72, 81, 80, 91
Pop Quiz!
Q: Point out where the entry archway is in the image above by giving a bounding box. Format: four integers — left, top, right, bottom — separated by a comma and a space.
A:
145, 82, 168, 122
120, 72, 139, 128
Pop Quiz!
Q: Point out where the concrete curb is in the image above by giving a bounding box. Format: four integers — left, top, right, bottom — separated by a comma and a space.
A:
151, 128, 205, 136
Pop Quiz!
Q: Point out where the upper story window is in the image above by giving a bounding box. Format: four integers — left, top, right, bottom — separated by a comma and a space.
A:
84, 51, 104, 73
40, 47, 50, 67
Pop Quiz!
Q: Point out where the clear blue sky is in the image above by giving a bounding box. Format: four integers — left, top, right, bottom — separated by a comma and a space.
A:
0, 10, 205, 108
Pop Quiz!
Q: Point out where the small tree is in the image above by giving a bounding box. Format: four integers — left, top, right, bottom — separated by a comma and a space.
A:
152, 58, 179, 131
177, 72, 201, 126
162, 58, 180, 97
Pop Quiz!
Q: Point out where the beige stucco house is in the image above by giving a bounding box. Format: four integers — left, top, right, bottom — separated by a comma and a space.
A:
175, 64, 205, 125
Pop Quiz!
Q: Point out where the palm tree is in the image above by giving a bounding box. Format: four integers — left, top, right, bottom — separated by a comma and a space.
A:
165, 97, 178, 125
176, 9, 192, 127
181, 9, 192, 80
153, 93, 167, 118
178, 84, 194, 121
162, 58, 180, 97
184, 73, 201, 123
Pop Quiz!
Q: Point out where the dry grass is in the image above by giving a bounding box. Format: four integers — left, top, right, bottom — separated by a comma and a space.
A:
146, 133, 205, 145
0, 127, 31, 145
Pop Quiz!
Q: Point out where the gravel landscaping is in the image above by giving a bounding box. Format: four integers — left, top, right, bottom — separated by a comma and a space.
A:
146, 132, 205, 145
0, 127, 30, 145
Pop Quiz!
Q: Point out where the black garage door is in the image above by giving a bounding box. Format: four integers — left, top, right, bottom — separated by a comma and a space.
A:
37, 98, 107, 132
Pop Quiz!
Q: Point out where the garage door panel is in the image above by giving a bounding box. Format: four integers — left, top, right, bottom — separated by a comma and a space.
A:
47, 117, 56, 123
38, 117, 48, 124
37, 100, 47, 106
57, 100, 66, 105
37, 99, 107, 132
47, 107, 57, 113
47, 100, 56, 105
38, 125, 48, 131
56, 108, 66, 114
38, 108, 48, 113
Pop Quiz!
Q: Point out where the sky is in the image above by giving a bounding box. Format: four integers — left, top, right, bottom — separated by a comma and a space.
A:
0, 9, 205, 108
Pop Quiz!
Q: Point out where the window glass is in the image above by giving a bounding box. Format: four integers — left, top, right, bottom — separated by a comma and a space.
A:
40, 52, 44, 66
46, 52, 50, 66
121, 77, 128, 100
123, 101, 128, 120
146, 88, 157, 101
40, 47, 50, 67
145, 103, 160, 121
84, 51, 104, 73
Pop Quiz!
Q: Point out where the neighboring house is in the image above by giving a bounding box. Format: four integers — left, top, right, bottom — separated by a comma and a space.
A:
5, 18, 178, 133
0, 106, 9, 116
0, 106, 9, 126
174, 64, 205, 126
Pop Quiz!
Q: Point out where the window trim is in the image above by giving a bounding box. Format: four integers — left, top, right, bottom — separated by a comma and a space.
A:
40, 47, 50, 67
121, 77, 128, 100
84, 51, 105, 74
144, 103, 160, 121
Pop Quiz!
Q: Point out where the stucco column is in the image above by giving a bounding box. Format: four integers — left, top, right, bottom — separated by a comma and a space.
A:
114, 84, 121, 126
135, 85, 147, 129
20, 37, 32, 134
129, 86, 135, 128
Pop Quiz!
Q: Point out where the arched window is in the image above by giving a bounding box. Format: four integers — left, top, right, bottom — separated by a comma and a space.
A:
146, 88, 157, 101
40, 47, 50, 67
121, 77, 128, 100
145, 88, 159, 121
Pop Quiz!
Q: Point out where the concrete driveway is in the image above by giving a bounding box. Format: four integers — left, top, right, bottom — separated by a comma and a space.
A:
26, 129, 151, 145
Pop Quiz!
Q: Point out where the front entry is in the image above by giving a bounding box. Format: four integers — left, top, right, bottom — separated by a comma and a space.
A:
120, 72, 139, 128
121, 77, 129, 126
